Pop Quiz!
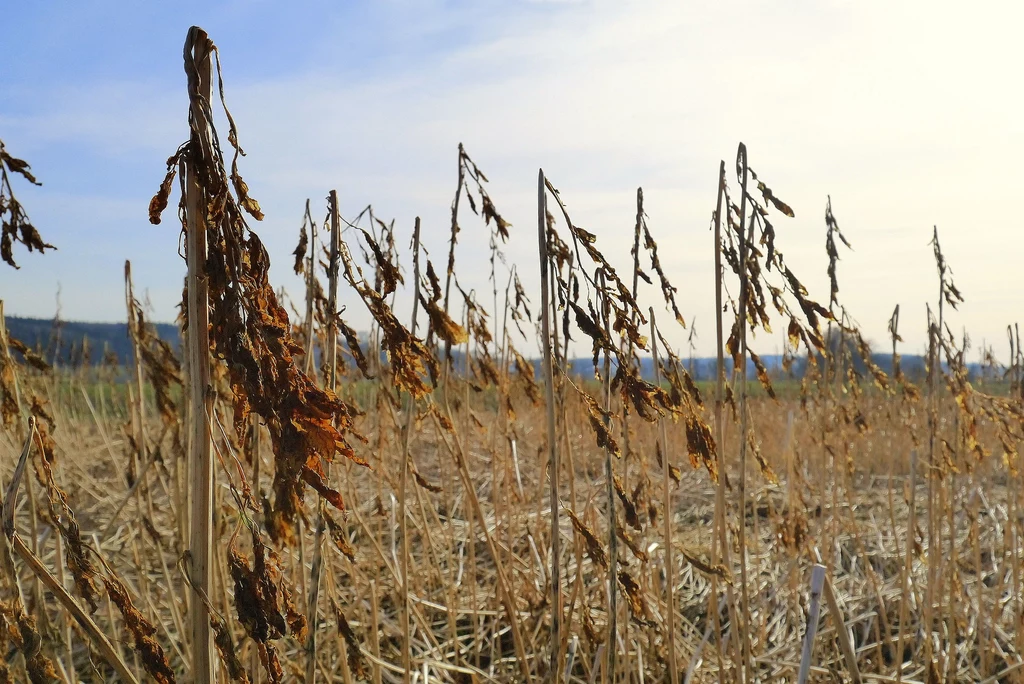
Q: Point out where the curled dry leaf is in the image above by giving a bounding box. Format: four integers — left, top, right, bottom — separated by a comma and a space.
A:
617, 571, 656, 627
103, 576, 177, 683
332, 599, 369, 680
613, 475, 641, 531
617, 526, 648, 563
565, 508, 607, 570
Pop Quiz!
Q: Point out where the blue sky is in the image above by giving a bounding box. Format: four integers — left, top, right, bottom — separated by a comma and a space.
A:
3, 1, 1022, 358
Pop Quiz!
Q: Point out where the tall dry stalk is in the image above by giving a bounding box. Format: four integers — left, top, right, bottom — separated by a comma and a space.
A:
537, 168, 561, 678
181, 27, 216, 681
710, 159, 737, 681
650, 308, 678, 684
734, 142, 754, 681
305, 189, 342, 682
399, 217, 423, 683
925, 225, 959, 675
302, 199, 318, 375
597, 268, 618, 680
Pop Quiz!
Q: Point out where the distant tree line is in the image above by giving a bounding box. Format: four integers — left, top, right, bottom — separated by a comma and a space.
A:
4, 316, 180, 368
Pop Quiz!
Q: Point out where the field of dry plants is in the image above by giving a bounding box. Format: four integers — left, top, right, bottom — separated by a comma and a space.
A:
2, 25, 1024, 684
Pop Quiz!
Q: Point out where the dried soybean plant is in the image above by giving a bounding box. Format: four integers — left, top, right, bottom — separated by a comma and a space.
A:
916, 232, 1024, 674
0, 303, 29, 430
436, 143, 511, 370
0, 140, 54, 269
538, 173, 698, 679
149, 27, 365, 682
125, 262, 183, 436
711, 143, 844, 677
335, 216, 433, 400
5, 395, 178, 683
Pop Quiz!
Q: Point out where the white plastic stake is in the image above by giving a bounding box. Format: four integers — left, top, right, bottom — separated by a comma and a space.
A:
797, 564, 827, 684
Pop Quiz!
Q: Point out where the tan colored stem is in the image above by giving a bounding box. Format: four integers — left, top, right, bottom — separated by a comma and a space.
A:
10, 533, 139, 684
183, 25, 217, 683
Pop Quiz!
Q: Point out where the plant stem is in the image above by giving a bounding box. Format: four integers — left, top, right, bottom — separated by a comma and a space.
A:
650, 308, 678, 684
399, 217, 423, 683
303, 198, 317, 376
711, 159, 739, 683
182, 25, 216, 682
538, 168, 561, 679
735, 142, 753, 682
305, 189, 342, 682
599, 268, 618, 682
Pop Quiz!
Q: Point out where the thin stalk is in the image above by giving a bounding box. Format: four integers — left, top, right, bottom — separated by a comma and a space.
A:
182, 25, 216, 682
123, 261, 149, 470
303, 198, 317, 376
896, 449, 917, 684
123, 262, 159, 633
538, 169, 561, 678
599, 269, 618, 682
9, 533, 140, 684
735, 142, 754, 680
399, 217, 423, 683
53, 522, 76, 683
711, 159, 738, 682
926, 226, 945, 672
650, 308, 678, 684
305, 189, 341, 682
441, 144, 466, 367
369, 579, 383, 684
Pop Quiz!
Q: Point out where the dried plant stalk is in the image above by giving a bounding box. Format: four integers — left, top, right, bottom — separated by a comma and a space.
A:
734, 143, 754, 681
181, 27, 216, 681
711, 159, 739, 681
537, 168, 562, 678
11, 533, 138, 684
399, 217, 423, 683
304, 189, 342, 683
650, 308, 678, 684
598, 268, 618, 680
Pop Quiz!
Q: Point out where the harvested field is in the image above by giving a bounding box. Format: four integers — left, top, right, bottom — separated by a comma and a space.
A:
2, 21, 1023, 684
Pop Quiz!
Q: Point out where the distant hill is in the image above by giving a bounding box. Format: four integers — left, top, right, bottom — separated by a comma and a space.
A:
4, 316, 179, 367
4, 316, 965, 383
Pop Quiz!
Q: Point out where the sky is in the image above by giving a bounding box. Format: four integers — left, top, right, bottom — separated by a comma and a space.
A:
2, 0, 1022, 360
